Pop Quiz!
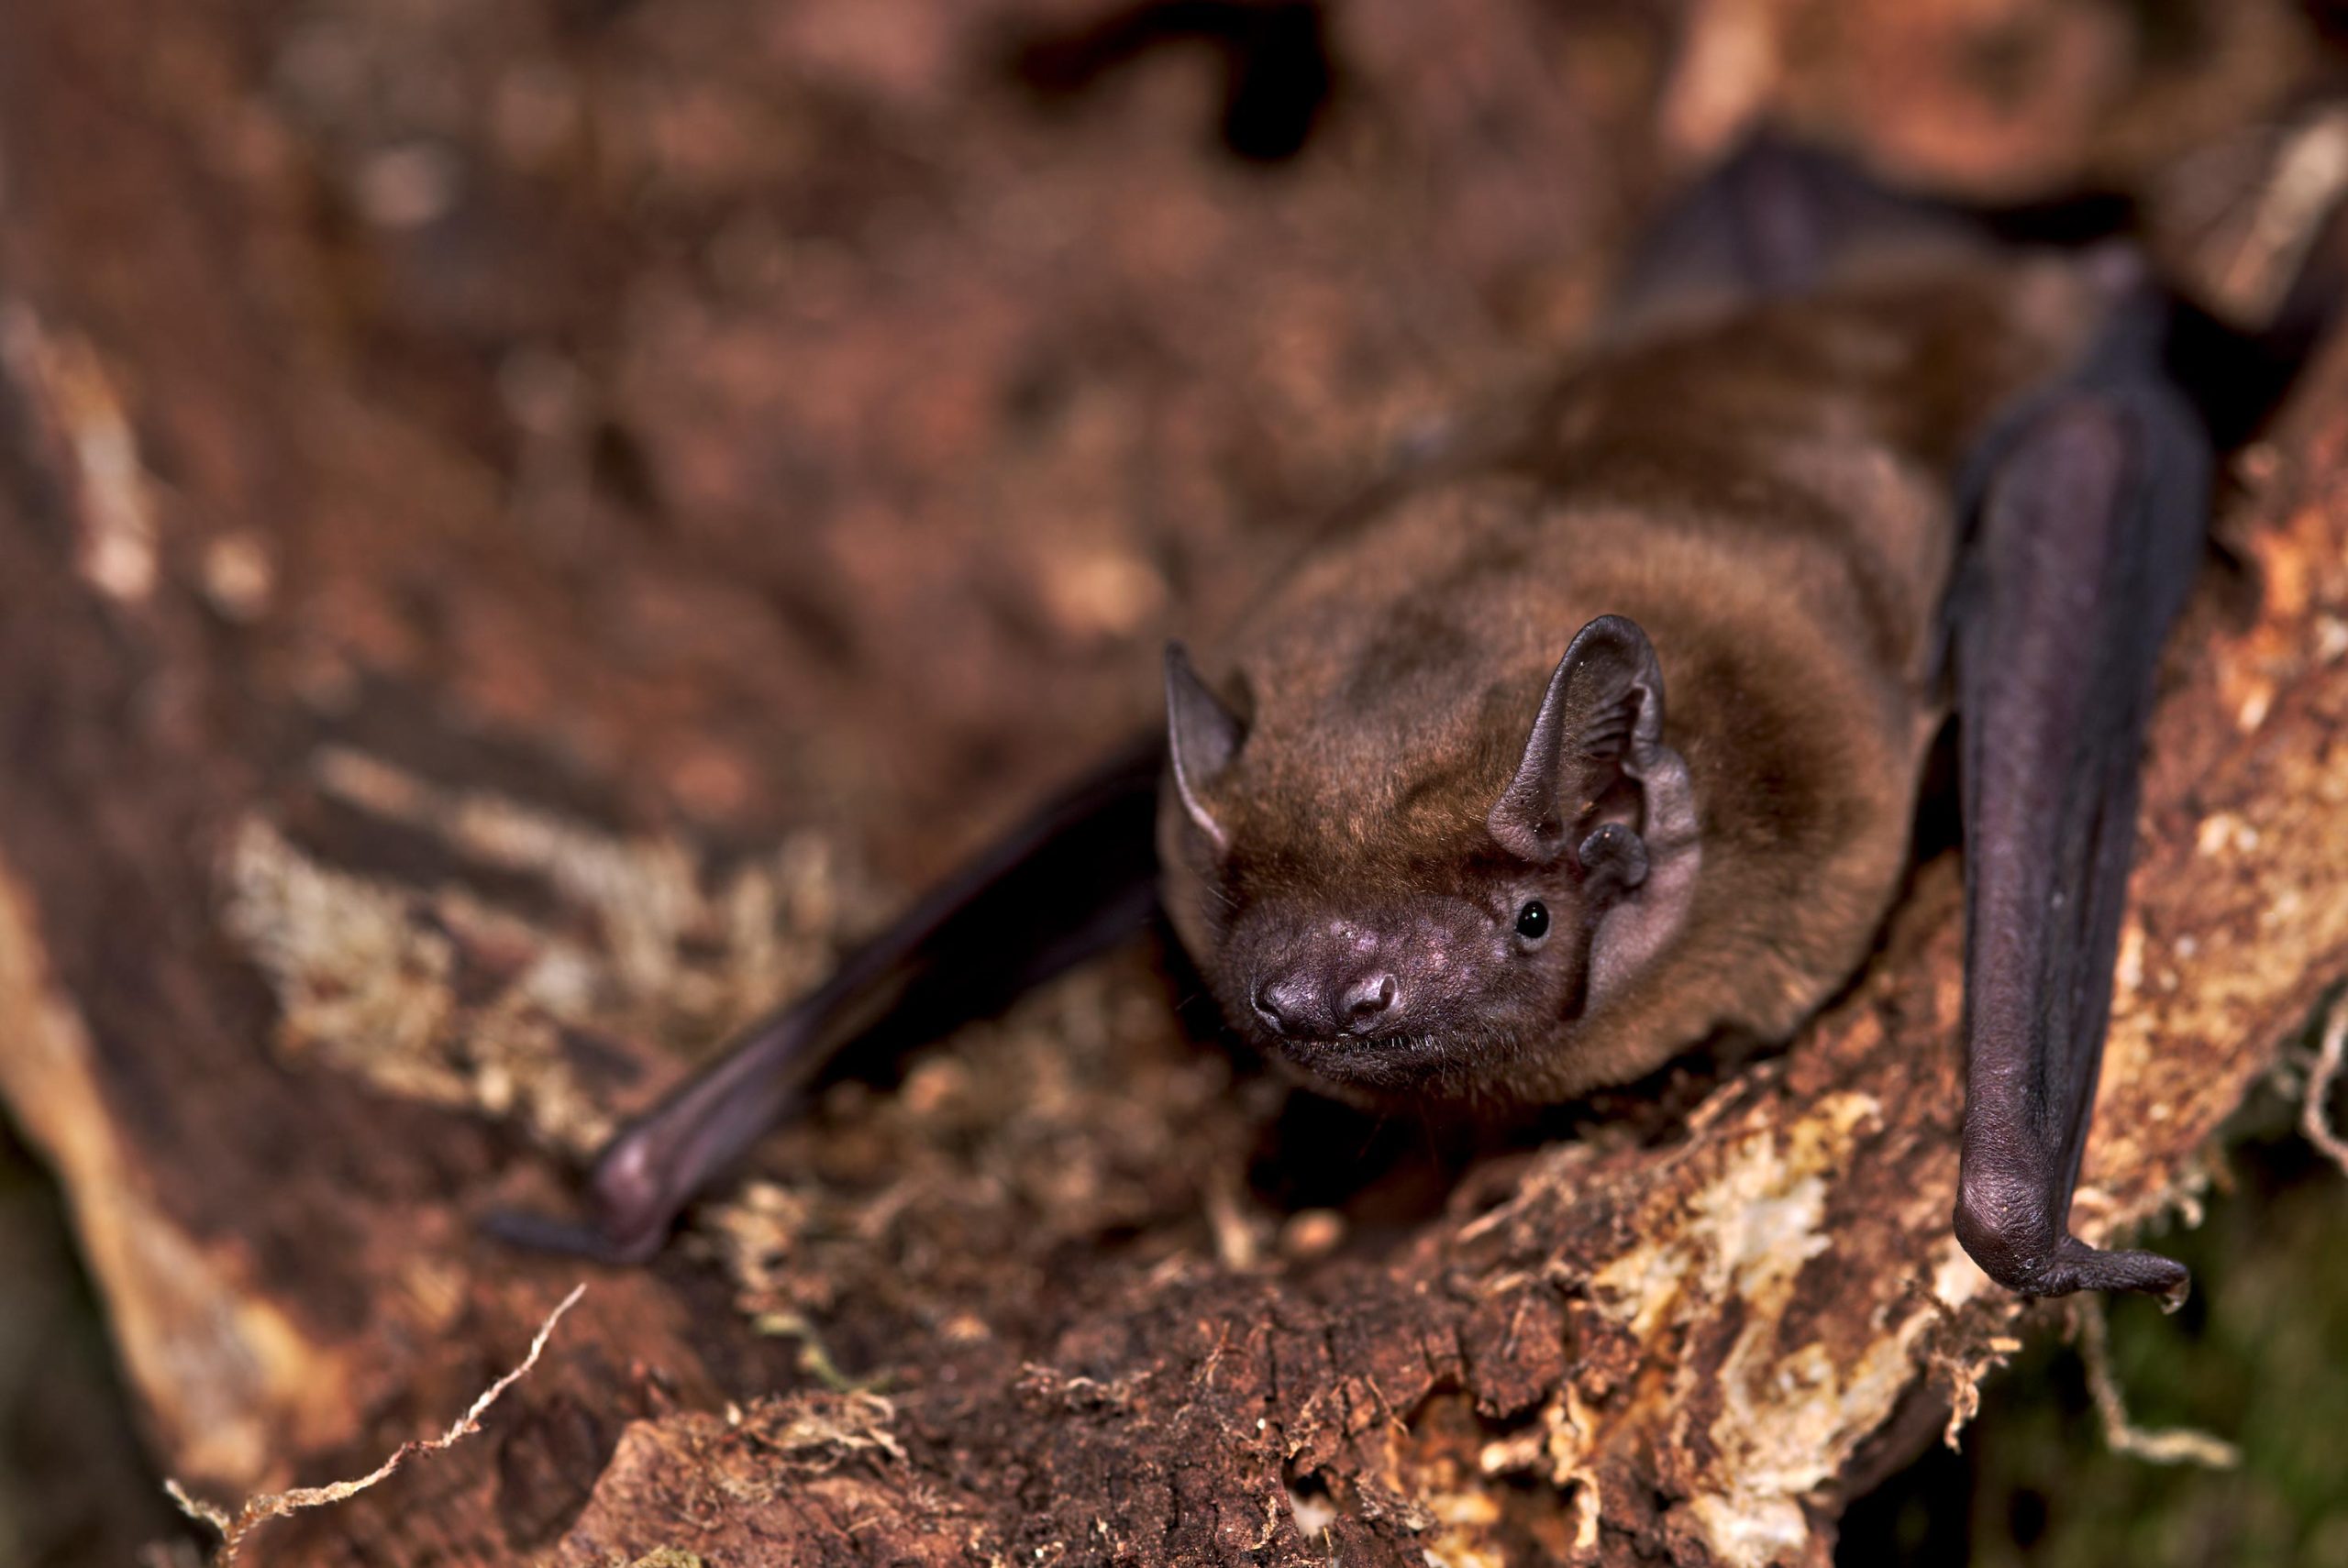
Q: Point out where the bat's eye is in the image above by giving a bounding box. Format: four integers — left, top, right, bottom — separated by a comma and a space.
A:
1514, 900, 1550, 941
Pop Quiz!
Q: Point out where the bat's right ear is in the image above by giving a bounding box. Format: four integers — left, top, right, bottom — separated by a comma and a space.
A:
1490, 615, 1702, 1007
1166, 642, 1245, 853
1490, 614, 1674, 864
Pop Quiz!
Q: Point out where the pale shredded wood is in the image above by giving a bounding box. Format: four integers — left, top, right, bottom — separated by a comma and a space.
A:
2299, 994, 2348, 1177
167, 1285, 585, 1564
2074, 1297, 2241, 1471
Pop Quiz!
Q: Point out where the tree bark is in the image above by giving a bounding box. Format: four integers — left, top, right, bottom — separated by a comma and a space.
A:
0, 2, 2343, 1564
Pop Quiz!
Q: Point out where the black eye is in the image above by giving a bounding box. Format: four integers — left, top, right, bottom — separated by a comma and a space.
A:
1515, 900, 1550, 940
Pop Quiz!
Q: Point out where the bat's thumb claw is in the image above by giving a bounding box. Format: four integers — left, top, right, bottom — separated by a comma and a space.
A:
479, 1204, 665, 1265
2046, 1235, 2191, 1304
1954, 1188, 2189, 1301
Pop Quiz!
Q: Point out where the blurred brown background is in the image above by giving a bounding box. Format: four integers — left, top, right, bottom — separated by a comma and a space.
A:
1, 1, 2346, 1563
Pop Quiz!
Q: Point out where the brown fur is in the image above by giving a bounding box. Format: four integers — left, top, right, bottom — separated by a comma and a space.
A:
1160, 248, 2113, 1105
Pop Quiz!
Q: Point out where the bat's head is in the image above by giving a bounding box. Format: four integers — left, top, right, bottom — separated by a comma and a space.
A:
1159, 614, 1702, 1099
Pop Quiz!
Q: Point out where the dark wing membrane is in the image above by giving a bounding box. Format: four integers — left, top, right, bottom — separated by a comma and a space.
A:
1947, 305, 2208, 1301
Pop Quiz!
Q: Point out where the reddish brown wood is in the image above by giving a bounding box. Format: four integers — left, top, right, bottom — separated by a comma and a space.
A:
0, 3, 2342, 1564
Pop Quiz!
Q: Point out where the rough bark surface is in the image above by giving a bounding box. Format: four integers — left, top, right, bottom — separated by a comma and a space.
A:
0, 2, 2343, 1565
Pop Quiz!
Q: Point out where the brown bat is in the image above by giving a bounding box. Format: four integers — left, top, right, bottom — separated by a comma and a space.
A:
493, 142, 2297, 1302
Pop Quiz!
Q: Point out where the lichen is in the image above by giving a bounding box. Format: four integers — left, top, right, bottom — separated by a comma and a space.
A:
217, 753, 874, 1156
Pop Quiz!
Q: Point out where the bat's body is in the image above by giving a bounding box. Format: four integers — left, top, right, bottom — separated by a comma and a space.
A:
1161, 240, 2104, 1108
501, 145, 2238, 1301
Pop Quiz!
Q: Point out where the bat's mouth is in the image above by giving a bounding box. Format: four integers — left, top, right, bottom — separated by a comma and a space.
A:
1269, 1028, 1482, 1094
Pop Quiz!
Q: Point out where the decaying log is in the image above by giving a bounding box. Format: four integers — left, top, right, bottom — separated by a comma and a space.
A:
0, 2, 2344, 1564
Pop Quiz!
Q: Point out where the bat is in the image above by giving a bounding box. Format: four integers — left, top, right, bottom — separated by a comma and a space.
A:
492, 139, 2305, 1302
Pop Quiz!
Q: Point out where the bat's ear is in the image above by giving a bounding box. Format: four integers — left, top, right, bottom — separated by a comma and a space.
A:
1490, 615, 1701, 1001
1166, 642, 1246, 852
1490, 615, 1673, 863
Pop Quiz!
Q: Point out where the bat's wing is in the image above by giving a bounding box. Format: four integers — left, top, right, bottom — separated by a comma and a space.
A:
1609, 132, 1983, 333
1627, 138, 2210, 1300
1947, 293, 2209, 1302
489, 739, 1166, 1262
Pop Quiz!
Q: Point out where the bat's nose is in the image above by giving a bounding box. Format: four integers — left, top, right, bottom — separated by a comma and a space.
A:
1252, 966, 1400, 1040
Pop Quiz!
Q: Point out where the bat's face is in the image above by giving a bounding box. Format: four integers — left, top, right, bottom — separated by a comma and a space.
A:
1181, 848, 1615, 1095
1159, 615, 1701, 1100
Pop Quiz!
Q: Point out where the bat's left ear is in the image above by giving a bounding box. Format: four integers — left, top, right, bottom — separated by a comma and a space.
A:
1490, 615, 1702, 1003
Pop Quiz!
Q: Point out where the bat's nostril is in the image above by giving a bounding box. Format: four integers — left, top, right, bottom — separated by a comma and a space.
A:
1253, 974, 1317, 1038
1343, 971, 1397, 1027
